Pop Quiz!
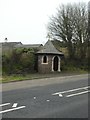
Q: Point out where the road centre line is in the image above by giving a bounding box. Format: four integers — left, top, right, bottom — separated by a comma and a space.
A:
0, 103, 10, 107
66, 90, 90, 97
52, 86, 90, 96
0, 106, 26, 114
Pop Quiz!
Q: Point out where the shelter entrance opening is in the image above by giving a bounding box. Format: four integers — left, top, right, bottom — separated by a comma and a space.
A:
53, 56, 58, 71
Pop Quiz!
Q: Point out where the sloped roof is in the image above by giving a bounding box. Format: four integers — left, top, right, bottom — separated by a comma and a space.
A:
15, 44, 43, 48
0, 42, 43, 49
37, 40, 64, 55
0, 42, 22, 47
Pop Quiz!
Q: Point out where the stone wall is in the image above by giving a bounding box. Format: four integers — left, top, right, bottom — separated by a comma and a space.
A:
38, 55, 53, 73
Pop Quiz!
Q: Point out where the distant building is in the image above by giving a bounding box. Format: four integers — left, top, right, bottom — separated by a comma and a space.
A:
0, 42, 43, 52
37, 40, 64, 73
14, 43, 43, 50
0, 42, 22, 53
1, 40, 64, 73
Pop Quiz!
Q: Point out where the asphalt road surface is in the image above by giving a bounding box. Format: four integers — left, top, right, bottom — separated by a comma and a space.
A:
1, 74, 89, 118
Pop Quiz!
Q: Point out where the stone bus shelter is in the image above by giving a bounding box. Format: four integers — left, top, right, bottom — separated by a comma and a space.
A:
37, 40, 64, 73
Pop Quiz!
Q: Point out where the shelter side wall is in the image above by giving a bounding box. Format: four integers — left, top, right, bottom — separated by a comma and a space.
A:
38, 55, 52, 73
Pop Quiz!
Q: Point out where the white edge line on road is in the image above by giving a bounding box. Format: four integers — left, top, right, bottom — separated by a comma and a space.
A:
0, 106, 26, 114
66, 90, 90, 98
0, 103, 10, 107
52, 86, 90, 95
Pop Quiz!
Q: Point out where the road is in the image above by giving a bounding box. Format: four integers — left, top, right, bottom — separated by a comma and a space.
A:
1, 74, 89, 118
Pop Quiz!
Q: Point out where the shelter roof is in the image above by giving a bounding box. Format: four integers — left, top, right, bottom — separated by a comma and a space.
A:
37, 40, 63, 55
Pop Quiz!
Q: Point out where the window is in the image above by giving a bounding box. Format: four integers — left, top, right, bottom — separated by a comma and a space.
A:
42, 56, 48, 64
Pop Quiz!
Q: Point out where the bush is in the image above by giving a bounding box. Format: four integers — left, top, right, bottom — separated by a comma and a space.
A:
60, 57, 88, 72
2, 48, 37, 75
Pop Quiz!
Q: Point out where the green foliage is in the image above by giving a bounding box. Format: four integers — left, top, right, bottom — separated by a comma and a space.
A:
61, 58, 88, 72
2, 48, 37, 75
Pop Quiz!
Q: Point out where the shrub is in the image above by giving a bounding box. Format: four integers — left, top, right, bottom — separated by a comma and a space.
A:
2, 48, 37, 74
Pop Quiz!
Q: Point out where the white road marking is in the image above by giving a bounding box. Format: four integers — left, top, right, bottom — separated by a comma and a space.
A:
66, 90, 90, 97
0, 106, 26, 114
0, 103, 10, 107
59, 94, 63, 97
12, 103, 18, 108
34, 97, 36, 99
52, 86, 90, 96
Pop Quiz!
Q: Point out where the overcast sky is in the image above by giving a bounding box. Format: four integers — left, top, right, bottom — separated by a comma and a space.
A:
0, 0, 89, 44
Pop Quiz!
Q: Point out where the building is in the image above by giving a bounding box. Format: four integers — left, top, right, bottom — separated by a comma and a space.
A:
0, 42, 43, 53
14, 43, 43, 50
1, 40, 64, 73
0, 42, 22, 54
37, 40, 64, 73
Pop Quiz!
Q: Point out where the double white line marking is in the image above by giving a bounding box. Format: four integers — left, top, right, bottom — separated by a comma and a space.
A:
0, 103, 10, 107
52, 86, 90, 98
66, 90, 89, 97
0, 103, 26, 114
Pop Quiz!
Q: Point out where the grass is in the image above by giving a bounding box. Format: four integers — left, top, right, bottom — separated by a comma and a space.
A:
0, 70, 88, 83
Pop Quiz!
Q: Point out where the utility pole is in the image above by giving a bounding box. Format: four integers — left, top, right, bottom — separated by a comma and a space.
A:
87, 1, 90, 60
88, 2, 90, 36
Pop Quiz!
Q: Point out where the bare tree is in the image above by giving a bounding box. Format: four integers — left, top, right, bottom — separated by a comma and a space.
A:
47, 2, 88, 59
73, 3, 88, 59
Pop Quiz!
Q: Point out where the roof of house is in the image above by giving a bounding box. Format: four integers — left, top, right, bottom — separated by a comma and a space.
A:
37, 40, 64, 55
15, 44, 43, 48
0, 42, 43, 49
0, 42, 22, 47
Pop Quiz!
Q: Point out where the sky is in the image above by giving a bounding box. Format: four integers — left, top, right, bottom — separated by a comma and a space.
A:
0, 0, 89, 44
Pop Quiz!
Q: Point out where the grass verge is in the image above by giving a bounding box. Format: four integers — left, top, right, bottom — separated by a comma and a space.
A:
1, 70, 88, 83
